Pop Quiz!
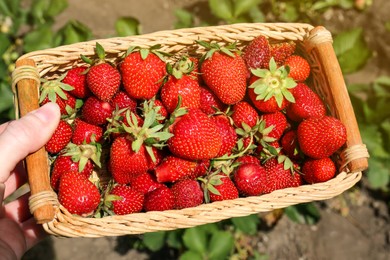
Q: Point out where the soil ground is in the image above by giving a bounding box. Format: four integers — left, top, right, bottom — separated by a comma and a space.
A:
22, 0, 390, 259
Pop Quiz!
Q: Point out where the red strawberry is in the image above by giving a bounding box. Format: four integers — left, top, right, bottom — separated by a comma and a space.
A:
161, 74, 201, 113
152, 99, 168, 122
199, 86, 226, 115
235, 155, 260, 165
72, 118, 103, 145
171, 179, 204, 209
248, 58, 296, 112
168, 109, 222, 160
243, 35, 271, 70
261, 158, 300, 194
109, 136, 151, 184
212, 115, 237, 157
248, 76, 289, 113
84, 43, 121, 101
58, 171, 100, 216
270, 41, 296, 66
62, 66, 91, 98
297, 116, 347, 159
260, 111, 288, 140
193, 159, 210, 178
154, 155, 198, 183
280, 130, 301, 160
41, 91, 76, 116
208, 174, 239, 202
234, 163, 267, 196
302, 157, 336, 183
144, 186, 175, 212
50, 155, 94, 190
110, 184, 144, 215
286, 83, 326, 122
45, 120, 73, 154
82, 96, 114, 125
231, 101, 259, 129
199, 41, 247, 105
109, 91, 137, 111
130, 172, 165, 194
284, 55, 311, 82
120, 46, 166, 100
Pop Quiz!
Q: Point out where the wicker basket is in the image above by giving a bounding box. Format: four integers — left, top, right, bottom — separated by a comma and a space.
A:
12, 23, 369, 238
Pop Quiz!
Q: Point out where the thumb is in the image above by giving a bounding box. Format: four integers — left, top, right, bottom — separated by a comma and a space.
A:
0, 103, 60, 182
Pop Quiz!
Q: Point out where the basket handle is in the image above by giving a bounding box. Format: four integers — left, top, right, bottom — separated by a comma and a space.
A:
306, 26, 369, 173
14, 59, 55, 224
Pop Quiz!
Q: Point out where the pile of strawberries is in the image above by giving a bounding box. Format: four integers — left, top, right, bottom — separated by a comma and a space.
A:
41, 35, 347, 217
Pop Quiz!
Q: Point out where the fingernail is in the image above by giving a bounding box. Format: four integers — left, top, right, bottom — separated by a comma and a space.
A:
32, 103, 60, 124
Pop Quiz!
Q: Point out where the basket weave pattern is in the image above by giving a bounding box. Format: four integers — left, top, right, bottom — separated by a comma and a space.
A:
12, 23, 369, 237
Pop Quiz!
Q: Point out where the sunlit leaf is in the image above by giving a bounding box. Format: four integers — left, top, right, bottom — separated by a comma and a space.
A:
115, 17, 140, 37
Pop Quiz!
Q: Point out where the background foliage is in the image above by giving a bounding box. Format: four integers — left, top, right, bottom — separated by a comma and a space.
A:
1, 0, 388, 259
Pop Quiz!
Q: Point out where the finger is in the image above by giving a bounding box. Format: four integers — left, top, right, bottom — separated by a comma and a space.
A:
0, 218, 26, 260
4, 162, 28, 198
21, 217, 47, 250
0, 102, 60, 183
0, 121, 10, 135
4, 192, 32, 223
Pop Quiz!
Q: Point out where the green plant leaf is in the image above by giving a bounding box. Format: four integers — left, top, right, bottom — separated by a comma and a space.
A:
2, 0, 21, 16
182, 226, 207, 255
115, 17, 140, 37
174, 8, 194, 29
55, 20, 92, 46
209, 0, 234, 21
360, 124, 389, 158
0, 82, 13, 114
231, 214, 260, 235
208, 231, 234, 260
23, 24, 54, 52
232, 0, 262, 18
333, 28, 371, 74
47, 0, 68, 17
249, 6, 265, 22
180, 250, 203, 260
31, 0, 50, 24
142, 231, 166, 252
280, 2, 299, 22
166, 230, 184, 249
366, 157, 390, 190
284, 203, 320, 225
0, 33, 11, 55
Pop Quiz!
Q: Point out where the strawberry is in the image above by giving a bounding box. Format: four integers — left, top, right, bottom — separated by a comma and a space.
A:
58, 171, 100, 216
151, 99, 168, 122
193, 159, 210, 178
199, 86, 226, 115
62, 66, 91, 98
297, 116, 347, 159
143, 186, 175, 212
161, 74, 201, 113
130, 172, 165, 194
302, 157, 336, 184
284, 55, 311, 82
109, 136, 151, 184
260, 111, 288, 140
154, 155, 198, 183
81, 96, 114, 125
72, 118, 103, 145
109, 184, 144, 215
270, 41, 296, 66
109, 91, 137, 111
84, 43, 121, 101
286, 83, 326, 122
243, 35, 271, 70
40, 80, 76, 115
50, 155, 94, 190
233, 163, 267, 196
235, 155, 260, 165
207, 174, 239, 202
248, 76, 289, 113
171, 179, 203, 209
280, 130, 301, 160
231, 101, 259, 129
212, 115, 237, 157
261, 158, 300, 194
45, 120, 73, 154
198, 41, 247, 105
168, 109, 222, 160
120, 45, 166, 100
248, 58, 296, 112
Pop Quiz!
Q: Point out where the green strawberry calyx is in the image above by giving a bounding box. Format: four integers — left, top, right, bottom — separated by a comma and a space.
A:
166, 56, 196, 80
39, 74, 74, 104
63, 141, 102, 172
125, 44, 171, 62
249, 57, 297, 107
196, 40, 240, 63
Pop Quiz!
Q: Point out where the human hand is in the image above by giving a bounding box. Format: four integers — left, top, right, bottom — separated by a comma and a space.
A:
0, 102, 60, 260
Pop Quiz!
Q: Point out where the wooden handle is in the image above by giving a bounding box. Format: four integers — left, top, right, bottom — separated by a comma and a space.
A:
15, 59, 55, 224
308, 26, 369, 173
